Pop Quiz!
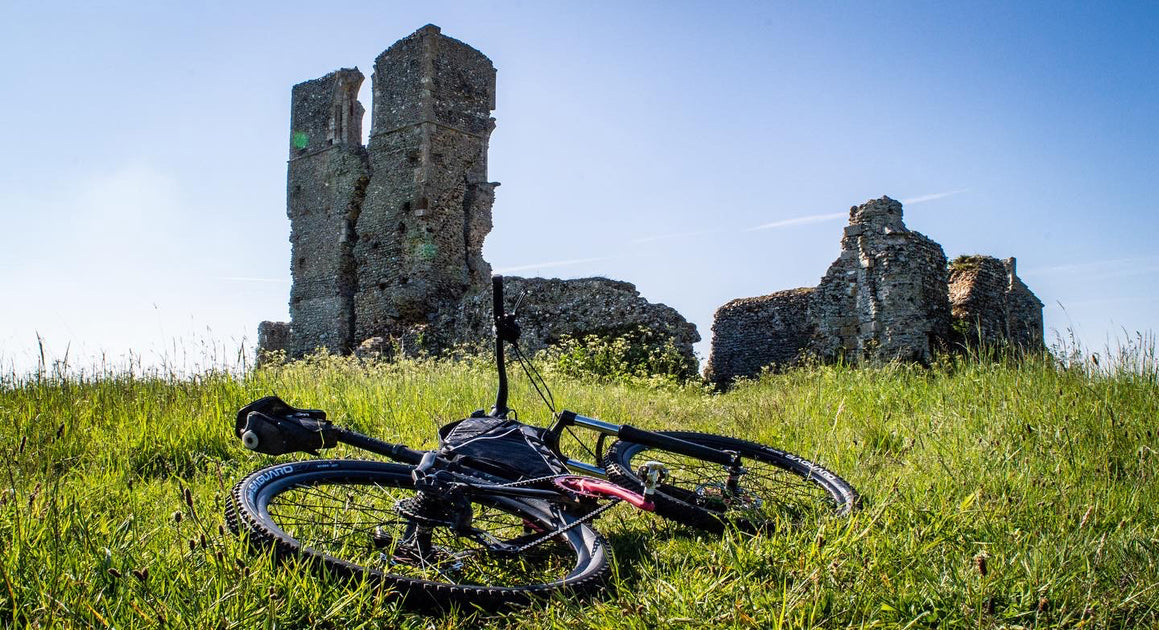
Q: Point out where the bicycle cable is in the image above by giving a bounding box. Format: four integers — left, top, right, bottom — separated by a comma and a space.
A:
512, 342, 556, 414
511, 340, 600, 463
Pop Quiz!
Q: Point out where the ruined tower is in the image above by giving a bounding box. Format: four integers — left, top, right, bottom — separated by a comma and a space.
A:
809, 196, 951, 363
286, 69, 370, 356
354, 24, 497, 339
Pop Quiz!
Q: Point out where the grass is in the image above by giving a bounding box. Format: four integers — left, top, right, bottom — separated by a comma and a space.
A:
1, 346, 1157, 628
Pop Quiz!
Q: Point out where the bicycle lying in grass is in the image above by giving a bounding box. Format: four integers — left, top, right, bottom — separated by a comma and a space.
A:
226, 276, 859, 609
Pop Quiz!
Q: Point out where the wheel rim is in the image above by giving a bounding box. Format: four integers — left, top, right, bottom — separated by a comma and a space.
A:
258, 475, 586, 589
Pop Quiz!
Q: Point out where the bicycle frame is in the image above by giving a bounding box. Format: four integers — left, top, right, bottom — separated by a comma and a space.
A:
228, 276, 859, 609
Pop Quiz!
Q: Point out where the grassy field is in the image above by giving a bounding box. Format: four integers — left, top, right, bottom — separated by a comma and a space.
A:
1, 347, 1157, 629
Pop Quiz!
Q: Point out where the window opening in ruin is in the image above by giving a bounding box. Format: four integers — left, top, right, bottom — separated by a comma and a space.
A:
357, 80, 371, 145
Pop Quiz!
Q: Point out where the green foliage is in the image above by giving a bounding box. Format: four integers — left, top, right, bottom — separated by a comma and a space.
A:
541, 326, 698, 385
1, 346, 1157, 628
948, 254, 987, 272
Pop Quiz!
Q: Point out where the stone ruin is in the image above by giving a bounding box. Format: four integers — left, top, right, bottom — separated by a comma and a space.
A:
704, 196, 1044, 386
948, 255, 1044, 349
257, 26, 1043, 384
259, 25, 699, 373
810, 196, 953, 363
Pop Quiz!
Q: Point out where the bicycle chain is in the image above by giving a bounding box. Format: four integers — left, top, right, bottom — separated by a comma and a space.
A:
511, 497, 620, 553
452, 473, 620, 554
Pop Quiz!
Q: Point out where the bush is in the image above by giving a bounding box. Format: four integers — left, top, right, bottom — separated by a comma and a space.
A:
541, 326, 698, 384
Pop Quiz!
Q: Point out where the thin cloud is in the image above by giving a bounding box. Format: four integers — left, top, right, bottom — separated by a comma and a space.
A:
1022, 256, 1159, 278
493, 256, 618, 274
630, 209, 848, 244
746, 212, 846, 232
1049, 295, 1159, 307
901, 189, 969, 205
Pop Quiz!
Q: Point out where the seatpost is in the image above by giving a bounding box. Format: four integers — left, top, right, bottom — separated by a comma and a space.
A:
491, 275, 510, 418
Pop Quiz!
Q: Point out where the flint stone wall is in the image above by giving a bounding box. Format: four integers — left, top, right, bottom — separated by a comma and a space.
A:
948, 255, 1044, 350
483, 277, 700, 367
354, 24, 497, 336
703, 288, 814, 386
355, 276, 701, 376
257, 321, 291, 356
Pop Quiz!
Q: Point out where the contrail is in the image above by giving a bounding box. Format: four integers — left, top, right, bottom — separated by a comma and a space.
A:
493, 256, 618, 274
1022, 256, 1159, 277
901, 189, 969, 205
746, 212, 846, 232
498, 193, 971, 271
633, 210, 848, 243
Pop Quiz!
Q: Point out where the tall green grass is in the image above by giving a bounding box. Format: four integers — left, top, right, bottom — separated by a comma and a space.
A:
1, 346, 1156, 628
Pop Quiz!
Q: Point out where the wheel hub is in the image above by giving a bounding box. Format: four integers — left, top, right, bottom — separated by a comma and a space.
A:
694, 482, 763, 512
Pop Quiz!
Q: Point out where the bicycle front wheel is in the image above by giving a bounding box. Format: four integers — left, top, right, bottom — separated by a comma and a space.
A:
604, 432, 858, 533
226, 459, 609, 610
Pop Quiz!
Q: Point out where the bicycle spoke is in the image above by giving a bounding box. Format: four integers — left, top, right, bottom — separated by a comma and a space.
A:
260, 478, 579, 588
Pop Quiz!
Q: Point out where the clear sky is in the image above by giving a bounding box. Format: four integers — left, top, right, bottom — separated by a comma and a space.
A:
1, 1, 1156, 375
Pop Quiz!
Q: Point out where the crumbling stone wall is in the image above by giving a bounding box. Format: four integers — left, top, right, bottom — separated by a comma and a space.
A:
1004, 259, 1045, 349
703, 288, 814, 386
257, 321, 290, 356
354, 24, 497, 336
355, 276, 701, 375
260, 25, 699, 369
473, 277, 699, 366
948, 255, 1044, 350
286, 69, 370, 356
810, 196, 951, 363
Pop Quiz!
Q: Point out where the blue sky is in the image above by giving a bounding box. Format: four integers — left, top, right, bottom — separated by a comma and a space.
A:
1, 1, 1156, 374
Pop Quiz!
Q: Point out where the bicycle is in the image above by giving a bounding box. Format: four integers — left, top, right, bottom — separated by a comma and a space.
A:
226, 276, 859, 610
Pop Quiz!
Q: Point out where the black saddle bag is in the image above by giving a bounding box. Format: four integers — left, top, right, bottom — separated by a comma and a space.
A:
437, 416, 569, 481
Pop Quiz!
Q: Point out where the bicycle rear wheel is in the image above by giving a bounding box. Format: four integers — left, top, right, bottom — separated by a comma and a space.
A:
603, 432, 858, 533
226, 459, 608, 610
